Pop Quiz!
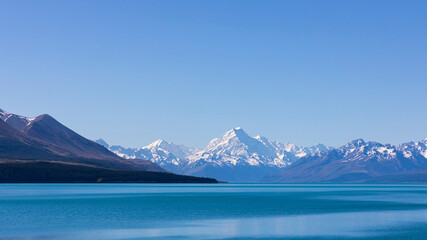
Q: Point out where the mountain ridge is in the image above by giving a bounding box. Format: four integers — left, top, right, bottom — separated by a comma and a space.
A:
0, 108, 165, 172
265, 137, 427, 183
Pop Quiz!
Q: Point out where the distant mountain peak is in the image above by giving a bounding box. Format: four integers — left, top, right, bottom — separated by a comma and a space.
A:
345, 138, 366, 148
222, 127, 252, 141
94, 138, 109, 148
146, 139, 168, 149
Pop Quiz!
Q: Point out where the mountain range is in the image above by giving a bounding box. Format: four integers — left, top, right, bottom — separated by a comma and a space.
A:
0, 108, 217, 183
96, 127, 333, 182
97, 127, 427, 183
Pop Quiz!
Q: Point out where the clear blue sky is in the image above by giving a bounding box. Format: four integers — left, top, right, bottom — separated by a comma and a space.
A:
1, 0, 426, 148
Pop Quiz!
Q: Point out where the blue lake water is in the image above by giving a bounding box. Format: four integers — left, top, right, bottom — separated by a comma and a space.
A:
1, 184, 427, 239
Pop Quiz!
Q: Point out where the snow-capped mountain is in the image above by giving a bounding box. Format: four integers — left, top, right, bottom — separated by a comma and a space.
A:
266, 138, 427, 183
97, 127, 332, 182
182, 128, 333, 181
336, 139, 400, 162
398, 138, 427, 160
95, 139, 198, 172
181, 128, 293, 182
187, 127, 287, 167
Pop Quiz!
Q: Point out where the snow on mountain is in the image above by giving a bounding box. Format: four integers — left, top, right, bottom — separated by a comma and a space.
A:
336, 139, 399, 162
273, 141, 333, 159
0, 108, 35, 131
398, 138, 427, 160
187, 127, 286, 167
266, 138, 427, 183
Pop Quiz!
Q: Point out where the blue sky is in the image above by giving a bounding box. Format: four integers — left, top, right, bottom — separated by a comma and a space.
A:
1, 0, 426, 148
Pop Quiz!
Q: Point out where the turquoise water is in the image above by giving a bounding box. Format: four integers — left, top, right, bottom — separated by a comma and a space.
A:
1, 184, 427, 239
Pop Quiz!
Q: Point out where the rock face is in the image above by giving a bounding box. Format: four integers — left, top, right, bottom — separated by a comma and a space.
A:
266, 138, 427, 183
98, 127, 332, 182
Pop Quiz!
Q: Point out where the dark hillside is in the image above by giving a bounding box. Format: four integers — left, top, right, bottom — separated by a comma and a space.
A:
0, 161, 218, 183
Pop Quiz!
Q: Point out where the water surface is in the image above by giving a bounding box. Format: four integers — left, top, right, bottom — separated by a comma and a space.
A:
1, 184, 427, 239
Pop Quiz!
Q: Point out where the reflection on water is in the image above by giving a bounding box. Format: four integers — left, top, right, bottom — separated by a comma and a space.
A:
1, 184, 427, 240
84, 210, 427, 240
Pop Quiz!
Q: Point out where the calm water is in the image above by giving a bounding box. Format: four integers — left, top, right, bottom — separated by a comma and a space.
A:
1, 184, 427, 240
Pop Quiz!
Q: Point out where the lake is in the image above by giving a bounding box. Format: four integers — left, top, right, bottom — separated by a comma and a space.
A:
1, 184, 427, 239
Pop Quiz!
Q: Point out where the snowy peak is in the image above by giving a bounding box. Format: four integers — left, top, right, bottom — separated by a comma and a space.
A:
188, 128, 296, 169
142, 139, 197, 160
0, 108, 35, 131
398, 138, 427, 159
344, 139, 366, 149
203, 128, 272, 158
218, 127, 252, 143
334, 139, 402, 162
145, 139, 167, 149
225, 127, 250, 139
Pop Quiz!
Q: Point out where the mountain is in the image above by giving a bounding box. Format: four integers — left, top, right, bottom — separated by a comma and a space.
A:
99, 127, 332, 182
0, 108, 166, 172
96, 139, 198, 172
0, 108, 218, 183
266, 138, 427, 183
